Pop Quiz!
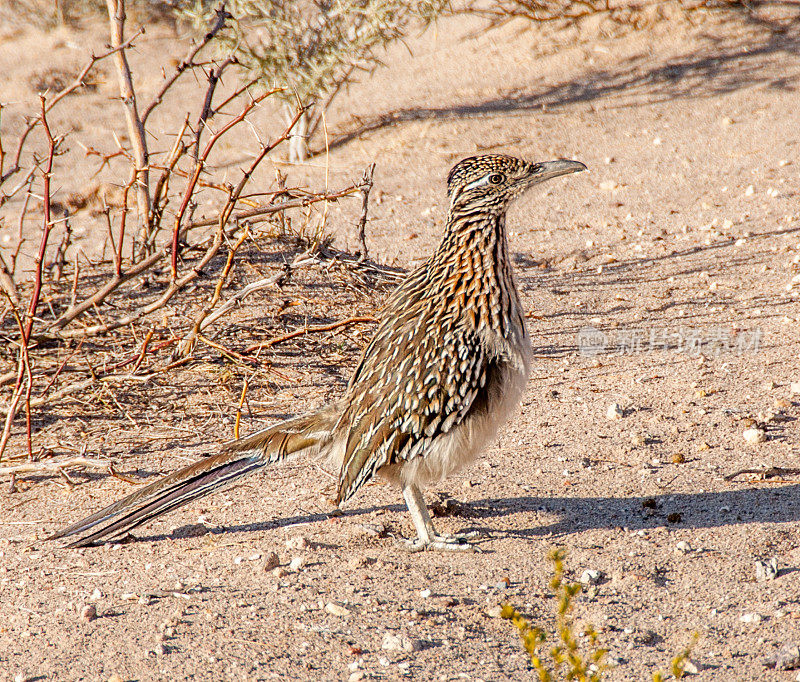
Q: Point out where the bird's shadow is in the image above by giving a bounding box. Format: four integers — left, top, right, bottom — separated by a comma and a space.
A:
130, 483, 800, 546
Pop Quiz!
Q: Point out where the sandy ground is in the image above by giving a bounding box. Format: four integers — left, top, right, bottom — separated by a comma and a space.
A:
1, 5, 800, 681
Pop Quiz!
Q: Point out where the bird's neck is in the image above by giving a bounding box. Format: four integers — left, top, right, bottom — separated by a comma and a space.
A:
429, 210, 524, 339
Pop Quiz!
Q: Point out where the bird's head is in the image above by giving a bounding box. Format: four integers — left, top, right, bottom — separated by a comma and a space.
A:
446, 154, 586, 215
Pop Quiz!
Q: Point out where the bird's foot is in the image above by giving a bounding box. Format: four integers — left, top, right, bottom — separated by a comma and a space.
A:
402, 530, 481, 553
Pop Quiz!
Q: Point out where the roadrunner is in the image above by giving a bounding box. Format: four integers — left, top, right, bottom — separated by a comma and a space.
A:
49, 154, 586, 551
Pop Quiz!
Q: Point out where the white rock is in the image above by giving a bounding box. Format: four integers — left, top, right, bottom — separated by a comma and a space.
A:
606, 403, 624, 420
675, 541, 692, 554
743, 428, 767, 444
739, 612, 762, 624
325, 602, 351, 617
580, 569, 604, 585
419, 588, 431, 598
348, 672, 365, 682
790, 382, 800, 395
755, 558, 779, 581
285, 536, 309, 550
682, 659, 700, 675
289, 556, 305, 571
381, 633, 420, 652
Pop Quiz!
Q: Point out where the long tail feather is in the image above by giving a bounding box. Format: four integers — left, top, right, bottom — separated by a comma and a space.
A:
48, 407, 337, 547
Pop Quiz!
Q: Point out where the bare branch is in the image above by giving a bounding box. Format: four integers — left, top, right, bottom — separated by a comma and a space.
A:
193, 55, 238, 161
105, 0, 150, 240
0, 457, 115, 477
245, 316, 378, 354
140, 3, 232, 126
0, 27, 145, 188
356, 163, 376, 262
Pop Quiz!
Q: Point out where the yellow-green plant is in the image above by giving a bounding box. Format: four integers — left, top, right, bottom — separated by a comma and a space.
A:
652, 633, 699, 682
501, 548, 606, 682
502, 549, 697, 681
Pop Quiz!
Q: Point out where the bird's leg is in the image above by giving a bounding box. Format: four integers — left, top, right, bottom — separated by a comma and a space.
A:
401, 483, 477, 552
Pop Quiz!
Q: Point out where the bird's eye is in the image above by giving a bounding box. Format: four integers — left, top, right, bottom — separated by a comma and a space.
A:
488, 173, 505, 184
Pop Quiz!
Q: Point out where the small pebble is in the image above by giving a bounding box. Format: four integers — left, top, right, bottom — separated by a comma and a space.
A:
360, 523, 387, 537
740, 612, 763, 624
743, 428, 767, 444
285, 536, 309, 550
630, 432, 646, 446
773, 643, 800, 670
272, 566, 289, 578
381, 633, 421, 652
675, 541, 692, 554
790, 382, 800, 395
580, 569, 604, 585
682, 659, 700, 675
606, 403, 624, 420
325, 602, 351, 617
419, 588, 431, 598
263, 552, 279, 571
348, 672, 365, 682
755, 558, 779, 582
672, 453, 686, 464
80, 604, 97, 622
108, 676, 123, 682
484, 605, 503, 618
289, 556, 305, 571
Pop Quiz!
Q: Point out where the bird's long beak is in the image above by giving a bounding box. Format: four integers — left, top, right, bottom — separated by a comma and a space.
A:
528, 159, 587, 185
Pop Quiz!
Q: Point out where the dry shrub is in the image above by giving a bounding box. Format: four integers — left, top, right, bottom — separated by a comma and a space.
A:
176, 0, 447, 160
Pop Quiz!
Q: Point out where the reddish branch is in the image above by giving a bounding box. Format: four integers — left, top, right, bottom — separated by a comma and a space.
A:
169, 88, 282, 279
140, 4, 232, 126
245, 316, 378, 353
0, 28, 144, 189
23, 97, 57, 342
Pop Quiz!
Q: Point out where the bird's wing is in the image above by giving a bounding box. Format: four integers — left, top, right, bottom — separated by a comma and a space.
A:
335, 303, 489, 504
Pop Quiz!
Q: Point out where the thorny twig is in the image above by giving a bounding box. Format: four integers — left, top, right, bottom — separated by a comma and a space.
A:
0, 28, 145, 189
245, 315, 378, 353
140, 3, 232, 125
193, 55, 238, 161
356, 163, 376, 262
177, 224, 251, 356
169, 88, 282, 279
105, 0, 150, 244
